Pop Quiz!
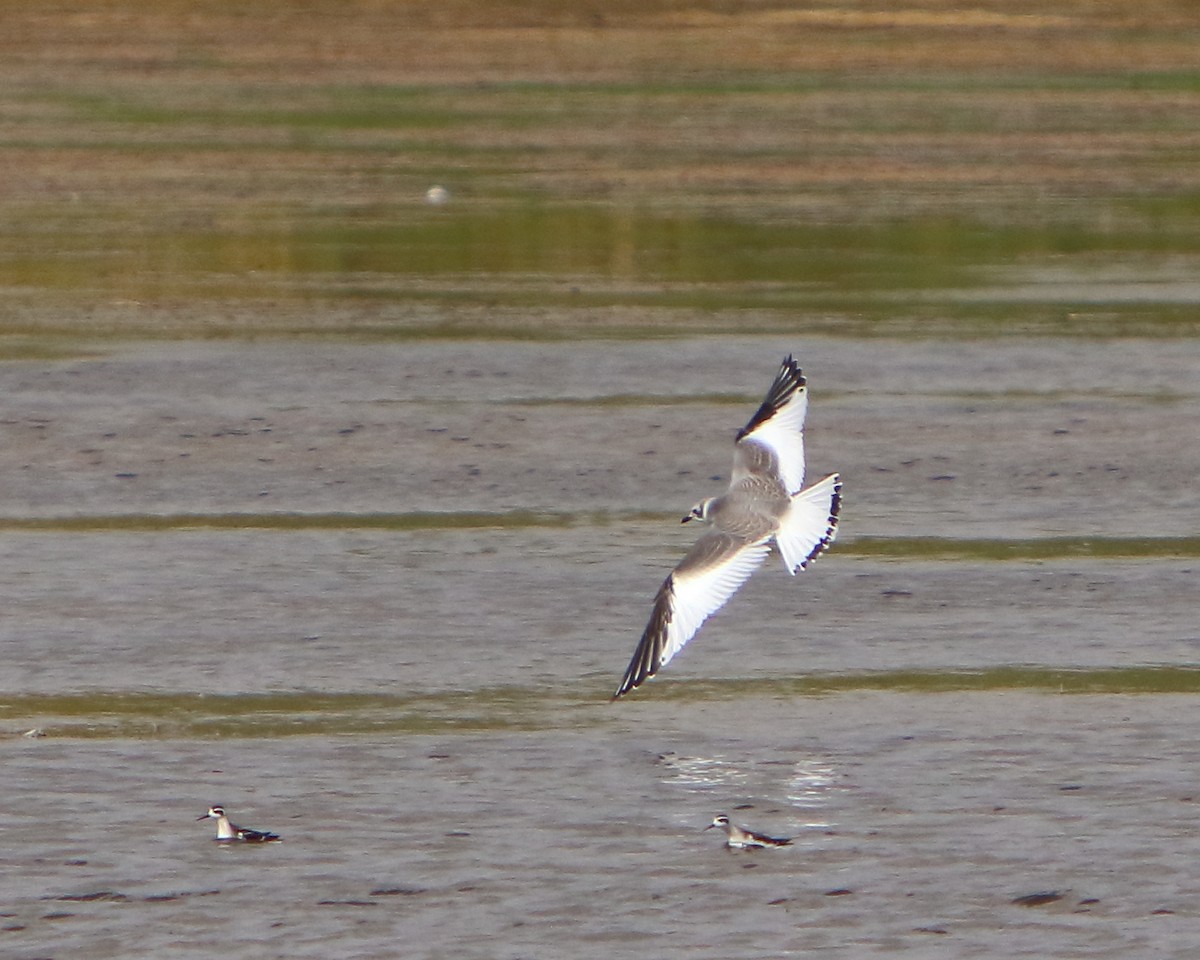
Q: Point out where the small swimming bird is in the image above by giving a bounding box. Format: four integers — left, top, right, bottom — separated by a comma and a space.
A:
613, 355, 841, 698
197, 805, 282, 843
706, 813, 793, 849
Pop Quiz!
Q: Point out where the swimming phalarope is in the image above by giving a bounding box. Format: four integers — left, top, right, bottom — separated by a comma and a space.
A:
613, 355, 841, 698
706, 814, 793, 849
197, 805, 282, 843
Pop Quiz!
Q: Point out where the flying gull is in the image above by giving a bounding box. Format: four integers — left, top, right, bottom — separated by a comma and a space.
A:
613, 355, 841, 699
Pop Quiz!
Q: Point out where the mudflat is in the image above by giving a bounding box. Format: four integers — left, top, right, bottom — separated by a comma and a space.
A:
3, 3, 1200, 958
3, 337, 1199, 960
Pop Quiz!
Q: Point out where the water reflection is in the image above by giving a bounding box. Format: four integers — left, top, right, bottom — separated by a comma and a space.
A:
657, 751, 838, 828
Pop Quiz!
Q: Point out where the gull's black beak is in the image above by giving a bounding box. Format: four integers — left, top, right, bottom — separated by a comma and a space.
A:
196, 813, 211, 821
703, 821, 716, 830
681, 515, 693, 524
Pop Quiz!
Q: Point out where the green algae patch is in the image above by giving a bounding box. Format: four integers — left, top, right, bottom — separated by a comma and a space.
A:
0, 512, 577, 533
642, 666, 1200, 703
8, 668, 1200, 738
6, 202, 1200, 341
1, 515, 1197, 564
0, 338, 104, 362
841, 536, 1200, 561
0, 688, 580, 739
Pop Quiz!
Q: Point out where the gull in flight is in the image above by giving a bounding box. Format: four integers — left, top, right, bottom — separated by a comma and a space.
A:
613, 356, 841, 699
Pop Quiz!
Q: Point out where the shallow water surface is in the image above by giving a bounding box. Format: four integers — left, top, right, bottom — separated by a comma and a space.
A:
6, 695, 1200, 959
3, 338, 1199, 958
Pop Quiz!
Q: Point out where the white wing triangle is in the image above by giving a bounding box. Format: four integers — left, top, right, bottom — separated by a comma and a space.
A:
741, 396, 807, 494
775, 473, 842, 574
666, 537, 772, 663
614, 536, 771, 698
733, 358, 809, 495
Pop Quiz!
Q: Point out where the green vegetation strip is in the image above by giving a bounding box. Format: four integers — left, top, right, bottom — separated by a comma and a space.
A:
650, 667, 1200, 703
0, 512, 576, 533
7, 668, 1200, 738
5, 202, 1200, 340
0, 689, 566, 739
844, 536, 1200, 561
0, 515, 1197, 561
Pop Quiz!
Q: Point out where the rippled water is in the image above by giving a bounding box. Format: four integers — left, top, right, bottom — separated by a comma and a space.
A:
9, 695, 1200, 959
3, 338, 1199, 958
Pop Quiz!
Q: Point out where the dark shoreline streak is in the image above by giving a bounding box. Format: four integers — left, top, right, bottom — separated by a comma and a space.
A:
7, 667, 1200, 739
0, 514, 1197, 560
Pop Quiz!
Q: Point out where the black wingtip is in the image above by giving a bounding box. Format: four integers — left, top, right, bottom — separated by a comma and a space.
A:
612, 679, 638, 701
736, 355, 807, 442
612, 662, 650, 700
828, 474, 843, 525
612, 576, 675, 700
612, 663, 640, 701
794, 473, 842, 572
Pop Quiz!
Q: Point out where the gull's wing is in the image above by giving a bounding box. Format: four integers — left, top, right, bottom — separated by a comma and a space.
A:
774, 473, 842, 575
614, 533, 771, 698
731, 355, 809, 495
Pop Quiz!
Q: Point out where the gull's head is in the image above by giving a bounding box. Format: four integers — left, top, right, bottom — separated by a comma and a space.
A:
683, 497, 717, 524
197, 805, 225, 822
705, 814, 731, 832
